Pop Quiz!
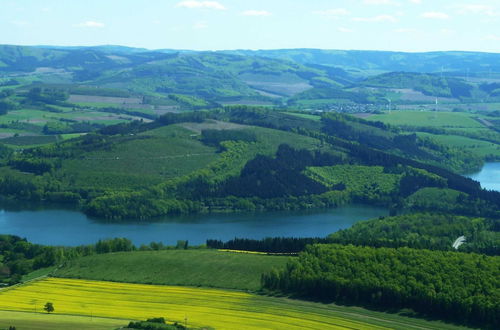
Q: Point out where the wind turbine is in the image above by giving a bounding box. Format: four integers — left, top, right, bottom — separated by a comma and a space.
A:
383, 97, 392, 113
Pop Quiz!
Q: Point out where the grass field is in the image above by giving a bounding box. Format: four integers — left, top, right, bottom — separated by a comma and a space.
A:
1, 135, 58, 146
0, 109, 51, 126
283, 112, 321, 121
0, 278, 472, 330
0, 108, 144, 134
365, 110, 500, 158
53, 249, 288, 291
293, 98, 353, 107
417, 132, 500, 158
305, 165, 401, 194
367, 111, 484, 128
0, 310, 125, 330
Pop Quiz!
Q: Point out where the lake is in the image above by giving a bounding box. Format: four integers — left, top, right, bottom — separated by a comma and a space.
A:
467, 162, 500, 192
0, 204, 387, 246
2, 162, 498, 247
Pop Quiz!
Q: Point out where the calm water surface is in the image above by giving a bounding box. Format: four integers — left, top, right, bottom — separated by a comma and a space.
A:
0, 205, 387, 246
2, 162, 498, 247
467, 162, 500, 192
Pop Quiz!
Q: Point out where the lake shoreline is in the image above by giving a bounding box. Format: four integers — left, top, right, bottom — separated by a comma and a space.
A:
465, 162, 500, 192
0, 204, 388, 246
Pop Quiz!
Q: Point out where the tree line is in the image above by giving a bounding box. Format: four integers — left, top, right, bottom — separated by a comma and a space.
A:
206, 237, 329, 253
0, 236, 146, 285
329, 213, 499, 255
262, 244, 500, 329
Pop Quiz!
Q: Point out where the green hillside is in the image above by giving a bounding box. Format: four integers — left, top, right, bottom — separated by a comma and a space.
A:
329, 212, 499, 254
53, 249, 288, 291
1, 108, 498, 221
228, 49, 500, 76
361, 72, 473, 98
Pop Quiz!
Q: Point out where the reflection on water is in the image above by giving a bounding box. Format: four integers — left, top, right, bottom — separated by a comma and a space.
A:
467, 162, 500, 192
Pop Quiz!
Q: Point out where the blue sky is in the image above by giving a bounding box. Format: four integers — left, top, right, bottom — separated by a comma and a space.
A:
2, 0, 500, 52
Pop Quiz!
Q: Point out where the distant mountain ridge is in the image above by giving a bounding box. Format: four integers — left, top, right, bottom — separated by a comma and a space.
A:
1, 44, 500, 105
222, 49, 500, 76
3, 44, 500, 75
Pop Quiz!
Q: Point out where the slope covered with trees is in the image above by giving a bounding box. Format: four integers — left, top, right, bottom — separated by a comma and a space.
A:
0, 108, 498, 220
329, 213, 499, 255
262, 244, 500, 328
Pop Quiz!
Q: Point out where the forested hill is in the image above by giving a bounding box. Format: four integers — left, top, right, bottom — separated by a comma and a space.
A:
360, 72, 473, 98
0, 45, 353, 100
2, 44, 500, 112
1, 108, 499, 220
225, 49, 500, 76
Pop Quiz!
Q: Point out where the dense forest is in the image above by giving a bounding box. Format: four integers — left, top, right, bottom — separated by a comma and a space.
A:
0, 108, 498, 221
261, 244, 500, 328
206, 237, 329, 253
329, 213, 500, 255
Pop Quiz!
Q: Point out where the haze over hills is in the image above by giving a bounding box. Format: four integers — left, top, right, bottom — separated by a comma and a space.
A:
225, 49, 500, 76
2, 44, 500, 110
5, 44, 500, 74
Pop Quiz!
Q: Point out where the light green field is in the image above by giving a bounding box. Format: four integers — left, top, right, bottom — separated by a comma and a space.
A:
284, 112, 321, 121
294, 98, 353, 107
60, 133, 86, 140
74, 102, 120, 108
418, 132, 500, 158
53, 249, 288, 291
62, 125, 219, 189
367, 111, 483, 128
0, 109, 51, 126
0, 128, 31, 135
305, 165, 401, 194
246, 125, 320, 151
0, 310, 125, 330
1, 135, 58, 146
0, 109, 141, 129
0, 278, 472, 330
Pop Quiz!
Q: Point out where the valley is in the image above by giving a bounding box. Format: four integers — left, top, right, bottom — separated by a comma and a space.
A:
0, 45, 499, 330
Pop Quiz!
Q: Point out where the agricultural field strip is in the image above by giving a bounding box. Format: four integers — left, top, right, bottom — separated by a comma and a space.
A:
366, 111, 486, 128
0, 278, 396, 330
81, 152, 214, 161
475, 117, 495, 128
0, 310, 126, 330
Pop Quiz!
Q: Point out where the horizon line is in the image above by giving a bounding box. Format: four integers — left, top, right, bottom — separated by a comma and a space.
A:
1, 43, 500, 55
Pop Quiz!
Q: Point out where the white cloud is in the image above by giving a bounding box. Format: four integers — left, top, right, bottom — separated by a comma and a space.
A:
454, 4, 498, 17
409, 0, 422, 4
74, 21, 105, 28
176, 1, 225, 10
363, 0, 398, 5
353, 14, 398, 22
421, 12, 449, 19
242, 10, 271, 17
193, 21, 208, 29
314, 8, 350, 17
338, 27, 354, 33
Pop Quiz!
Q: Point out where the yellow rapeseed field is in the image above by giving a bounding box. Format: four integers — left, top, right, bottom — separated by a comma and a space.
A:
0, 278, 387, 330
